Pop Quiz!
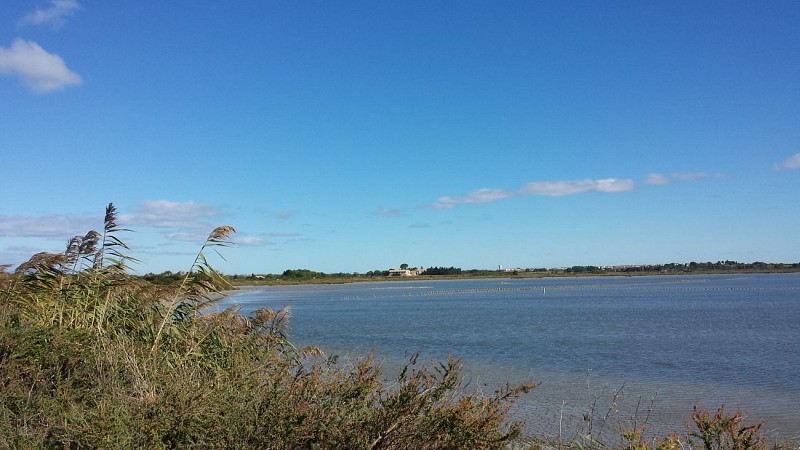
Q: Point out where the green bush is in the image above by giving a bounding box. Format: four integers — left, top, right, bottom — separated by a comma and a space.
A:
0, 204, 532, 449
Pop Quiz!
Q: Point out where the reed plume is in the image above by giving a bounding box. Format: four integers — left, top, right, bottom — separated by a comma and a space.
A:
0, 204, 535, 449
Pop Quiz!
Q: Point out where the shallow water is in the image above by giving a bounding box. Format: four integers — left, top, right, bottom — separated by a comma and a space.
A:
214, 273, 800, 441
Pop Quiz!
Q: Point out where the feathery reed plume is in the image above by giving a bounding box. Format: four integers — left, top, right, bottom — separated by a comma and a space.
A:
1, 204, 539, 448
14, 252, 67, 275
208, 225, 235, 243
78, 231, 100, 262
12, 252, 68, 294
151, 225, 236, 354
64, 235, 83, 271
63, 230, 102, 273
93, 202, 135, 271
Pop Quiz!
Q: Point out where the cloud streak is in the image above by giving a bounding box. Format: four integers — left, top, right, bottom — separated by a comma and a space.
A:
119, 200, 223, 229
774, 153, 800, 170
429, 188, 515, 209
671, 172, 724, 181
519, 178, 634, 196
19, 0, 80, 29
377, 207, 405, 217
232, 235, 268, 246
643, 173, 671, 185
643, 172, 726, 185
0, 213, 98, 238
428, 178, 634, 209
0, 39, 82, 92
164, 232, 210, 242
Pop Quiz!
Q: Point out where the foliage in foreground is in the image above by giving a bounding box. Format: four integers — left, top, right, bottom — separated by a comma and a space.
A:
527, 402, 779, 450
0, 204, 532, 449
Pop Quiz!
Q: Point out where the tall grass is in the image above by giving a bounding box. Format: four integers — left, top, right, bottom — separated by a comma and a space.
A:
0, 204, 532, 449
0, 204, 786, 449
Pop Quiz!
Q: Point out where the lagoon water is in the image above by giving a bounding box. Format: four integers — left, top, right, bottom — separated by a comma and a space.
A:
214, 273, 800, 441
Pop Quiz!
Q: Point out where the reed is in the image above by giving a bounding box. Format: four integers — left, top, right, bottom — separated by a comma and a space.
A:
0, 204, 532, 449
1, 204, 789, 449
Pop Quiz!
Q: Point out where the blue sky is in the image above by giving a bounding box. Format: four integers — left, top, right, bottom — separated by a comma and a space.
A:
1, 1, 799, 275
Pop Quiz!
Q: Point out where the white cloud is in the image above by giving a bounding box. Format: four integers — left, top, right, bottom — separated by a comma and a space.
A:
643, 171, 725, 185
671, 172, 724, 181
0, 39, 82, 92
592, 178, 636, 193
19, 0, 80, 29
519, 178, 635, 197
671, 172, 706, 180
0, 213, 98, 238
643, 173, 671, 185
428, 178, 634, 209
119, 200, 223, 229
232, 235, 267, 246
1, 245, 50, 268
429, 188, 514, 209
774, 153, 800, 170
377, 207, 404, 217
165, 231, 209, 242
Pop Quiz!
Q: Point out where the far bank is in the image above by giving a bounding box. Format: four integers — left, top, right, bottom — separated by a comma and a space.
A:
220, 262, 800, 287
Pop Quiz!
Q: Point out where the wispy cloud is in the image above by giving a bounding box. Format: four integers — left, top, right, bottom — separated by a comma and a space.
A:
643, 173, 671, 185
428, 178, 634, 209
256, 209, 295, 220
164, 231, 210, 242
671, 172, 724, 181
644, 172, 726, 184
377, 207, 405, 217
519, 178, 634, 196
0, 39, 82, 92
774, 153, 800, 170
232, 235, 268, 246
0, 213, 98, 238
429, 188, 515, 209
1, 245, 53, 266
19, 0, 80, 29
119, 200, 223, 229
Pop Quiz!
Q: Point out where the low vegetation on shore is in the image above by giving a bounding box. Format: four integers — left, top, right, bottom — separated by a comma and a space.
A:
0, 204, 531, 449
1, 204, 789, 449
154, 261, 800, 287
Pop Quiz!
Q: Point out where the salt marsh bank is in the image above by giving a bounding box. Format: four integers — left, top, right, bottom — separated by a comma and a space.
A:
214, 273, 800, 441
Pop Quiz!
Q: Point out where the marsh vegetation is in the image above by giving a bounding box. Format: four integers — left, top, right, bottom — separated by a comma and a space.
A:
0, 204, 531, 449
0, 204, 786, 449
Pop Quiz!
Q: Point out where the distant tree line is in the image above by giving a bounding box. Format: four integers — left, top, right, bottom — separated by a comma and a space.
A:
422, 266, 462, 276
280, 269, 326, 280
568, 261, 800, 274
142, 271, 185, 285
563, 266, 602, 274
139, 260, 800, 285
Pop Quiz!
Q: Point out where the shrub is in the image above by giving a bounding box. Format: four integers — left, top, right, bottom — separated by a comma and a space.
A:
0, 204, 532, 449
689, 405, 765, 450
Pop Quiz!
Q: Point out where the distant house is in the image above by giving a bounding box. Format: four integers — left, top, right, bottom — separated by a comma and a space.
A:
387, 267, 424, 277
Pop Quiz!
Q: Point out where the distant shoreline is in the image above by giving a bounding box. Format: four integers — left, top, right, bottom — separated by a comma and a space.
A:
227, 267, 800, 287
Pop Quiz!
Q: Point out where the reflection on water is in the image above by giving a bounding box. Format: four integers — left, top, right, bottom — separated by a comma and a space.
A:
215, 274, 800, 440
